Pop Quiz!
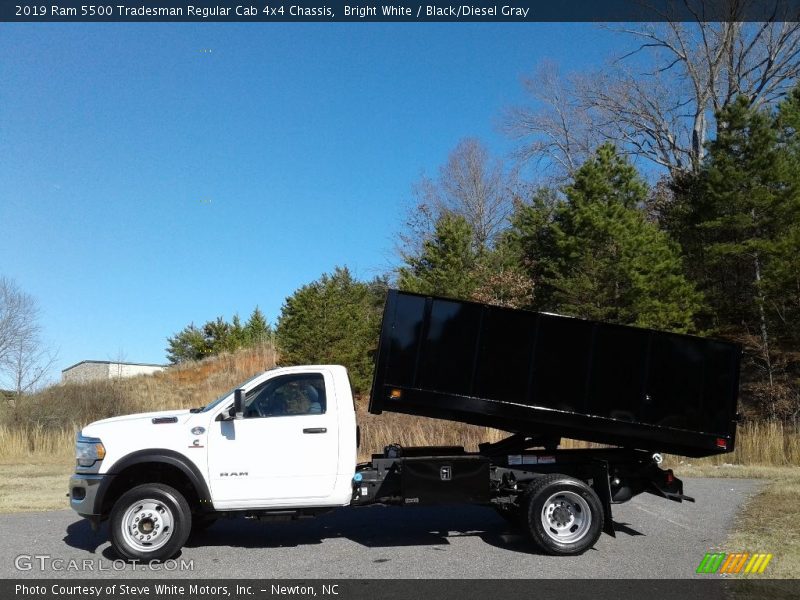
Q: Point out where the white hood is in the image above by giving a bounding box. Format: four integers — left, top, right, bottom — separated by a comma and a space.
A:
81, 408, 192, 437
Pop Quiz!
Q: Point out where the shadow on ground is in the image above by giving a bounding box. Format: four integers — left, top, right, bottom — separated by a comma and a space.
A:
63, 504, 645, 559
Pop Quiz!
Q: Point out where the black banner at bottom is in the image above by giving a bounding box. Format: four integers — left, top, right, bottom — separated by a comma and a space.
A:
5, 579, 800, 600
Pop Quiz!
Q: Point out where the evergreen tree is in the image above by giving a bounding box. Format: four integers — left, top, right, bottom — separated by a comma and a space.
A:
497, 189, 560, 309
771, 87, 800, 350
275, 267, 385, 394
245, 306, 271, 345
166, 323, 208, 363
397, 212, 478, 299
698, 97, 797, 331
166, 307, 274, 364
202, 316, 233, 354
229, 314, 247, 349
675, 95, 800, 416
547, 144, 701, 332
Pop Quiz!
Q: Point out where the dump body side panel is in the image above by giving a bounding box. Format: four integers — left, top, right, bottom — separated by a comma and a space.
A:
370, 290, 740, 458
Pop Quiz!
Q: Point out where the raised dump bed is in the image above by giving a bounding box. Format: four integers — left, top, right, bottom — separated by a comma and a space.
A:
370, 290, 741, 458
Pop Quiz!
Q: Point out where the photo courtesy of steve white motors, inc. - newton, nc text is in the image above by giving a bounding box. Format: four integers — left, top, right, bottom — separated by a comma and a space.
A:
2, 0, 800, 599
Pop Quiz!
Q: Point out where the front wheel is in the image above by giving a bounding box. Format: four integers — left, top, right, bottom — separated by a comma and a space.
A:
109, 483, 192, 561
522, 474, 603, 555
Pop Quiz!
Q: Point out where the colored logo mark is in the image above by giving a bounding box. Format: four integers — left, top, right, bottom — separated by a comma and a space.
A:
696, 552, 773, 574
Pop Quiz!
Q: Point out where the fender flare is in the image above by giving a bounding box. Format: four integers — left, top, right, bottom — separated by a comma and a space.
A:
96, 449, 213, 515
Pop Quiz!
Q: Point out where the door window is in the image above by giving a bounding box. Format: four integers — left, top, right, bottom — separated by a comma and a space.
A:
243, 373, 326, 418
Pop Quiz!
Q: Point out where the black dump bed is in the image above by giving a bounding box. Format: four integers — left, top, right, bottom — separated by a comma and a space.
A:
369, 290, 741, 458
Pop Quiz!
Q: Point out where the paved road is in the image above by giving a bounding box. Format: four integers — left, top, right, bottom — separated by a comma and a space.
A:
0, 478, 762, 579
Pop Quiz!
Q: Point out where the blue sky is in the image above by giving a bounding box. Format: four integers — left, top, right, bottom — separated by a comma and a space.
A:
1, 23, 623, 376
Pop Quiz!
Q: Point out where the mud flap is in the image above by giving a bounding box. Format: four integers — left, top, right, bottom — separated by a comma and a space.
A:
589, 461, 615, 537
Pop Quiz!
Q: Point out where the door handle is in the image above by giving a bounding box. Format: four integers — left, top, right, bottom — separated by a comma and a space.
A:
303, 427, 327, 434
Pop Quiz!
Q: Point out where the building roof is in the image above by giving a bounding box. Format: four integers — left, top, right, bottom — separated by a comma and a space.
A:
61, 360, 166, 373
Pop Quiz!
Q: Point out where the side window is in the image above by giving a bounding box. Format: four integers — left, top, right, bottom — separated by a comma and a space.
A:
243, 373, 326, 419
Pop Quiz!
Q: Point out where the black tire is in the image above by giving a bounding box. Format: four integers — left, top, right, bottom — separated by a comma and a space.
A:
521, 474, 603, 556
109, 483, 192, 562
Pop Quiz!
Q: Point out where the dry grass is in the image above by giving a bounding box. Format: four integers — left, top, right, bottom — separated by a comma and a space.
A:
663, 421, 800, 469
0, 343, 276, 439
0, 460, 74, 512
724, 469, 800, 580
0, 424, 75, 461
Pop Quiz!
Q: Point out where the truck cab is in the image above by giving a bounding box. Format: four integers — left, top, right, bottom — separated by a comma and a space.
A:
69, 365, 357, 560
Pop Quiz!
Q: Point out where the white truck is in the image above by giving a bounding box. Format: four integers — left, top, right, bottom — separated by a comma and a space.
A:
68, 291, 739, 561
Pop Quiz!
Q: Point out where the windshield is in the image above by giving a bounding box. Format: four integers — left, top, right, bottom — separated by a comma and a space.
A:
199, 372, 264, 413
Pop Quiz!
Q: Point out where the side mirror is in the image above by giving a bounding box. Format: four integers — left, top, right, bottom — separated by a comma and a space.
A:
234, 389, 246, 420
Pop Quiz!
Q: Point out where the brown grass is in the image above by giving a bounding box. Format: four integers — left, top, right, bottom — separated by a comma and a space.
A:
0, 460, 74, 512
0, 343, 276, 430
662, 421, 800, 470
725, 469, 800, 580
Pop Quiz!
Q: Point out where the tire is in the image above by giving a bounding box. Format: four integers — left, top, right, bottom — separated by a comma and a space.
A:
521, 474, 603, 556
109, 483, 192, 562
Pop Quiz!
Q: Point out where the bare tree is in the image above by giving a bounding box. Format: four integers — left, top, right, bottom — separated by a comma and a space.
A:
402, 138, 517, 254
5, 333, 57, 399
0, 277, 56, 399
108, 348, 128, 380
507, 5, 800, 177
504, 62, 603, 181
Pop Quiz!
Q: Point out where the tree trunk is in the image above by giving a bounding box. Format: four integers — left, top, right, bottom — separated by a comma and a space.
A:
753, 247, 776, 423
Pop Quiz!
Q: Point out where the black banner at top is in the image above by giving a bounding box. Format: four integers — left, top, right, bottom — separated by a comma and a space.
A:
4, 0, 800, 22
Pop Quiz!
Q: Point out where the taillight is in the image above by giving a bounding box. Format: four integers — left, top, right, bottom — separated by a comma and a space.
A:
716, 437, 728, 449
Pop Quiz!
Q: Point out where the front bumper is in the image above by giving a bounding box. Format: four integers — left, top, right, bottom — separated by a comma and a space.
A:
68, 473, 114, 518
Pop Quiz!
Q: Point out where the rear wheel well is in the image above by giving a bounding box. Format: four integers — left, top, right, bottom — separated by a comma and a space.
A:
102, 463, 205, 517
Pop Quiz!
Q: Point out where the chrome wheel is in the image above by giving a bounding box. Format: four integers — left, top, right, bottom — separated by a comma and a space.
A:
120, 499, 174, 552
540, 490, 592, 544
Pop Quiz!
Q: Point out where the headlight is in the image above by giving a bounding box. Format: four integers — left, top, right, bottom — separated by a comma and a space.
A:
76, 436, 106, 467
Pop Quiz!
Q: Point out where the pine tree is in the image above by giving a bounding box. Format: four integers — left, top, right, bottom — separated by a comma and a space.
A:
547, 144, 701, 332
202, 316, 233, 354
165, 305, 275, 364
771, 87, 800, 350
690, 95, 800, 415
166, 323, 208, 364
229, 314, 247, 349
245, 306, 271, 345
497, 189, 560, 309
397, 212, 478, 299
275, 267, 385, 394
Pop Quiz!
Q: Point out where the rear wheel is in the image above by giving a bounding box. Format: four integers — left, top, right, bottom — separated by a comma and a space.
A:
522, 474, 603, 555
109, 483, 191, 561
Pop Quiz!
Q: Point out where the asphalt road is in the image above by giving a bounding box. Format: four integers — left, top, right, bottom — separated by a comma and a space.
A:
0, 478, 762, 579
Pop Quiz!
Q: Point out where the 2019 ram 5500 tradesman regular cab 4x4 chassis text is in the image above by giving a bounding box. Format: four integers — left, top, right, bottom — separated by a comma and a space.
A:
69, 290, 740, 560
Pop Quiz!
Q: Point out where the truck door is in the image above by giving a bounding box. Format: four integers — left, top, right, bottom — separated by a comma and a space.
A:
207, 370, 339, 507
